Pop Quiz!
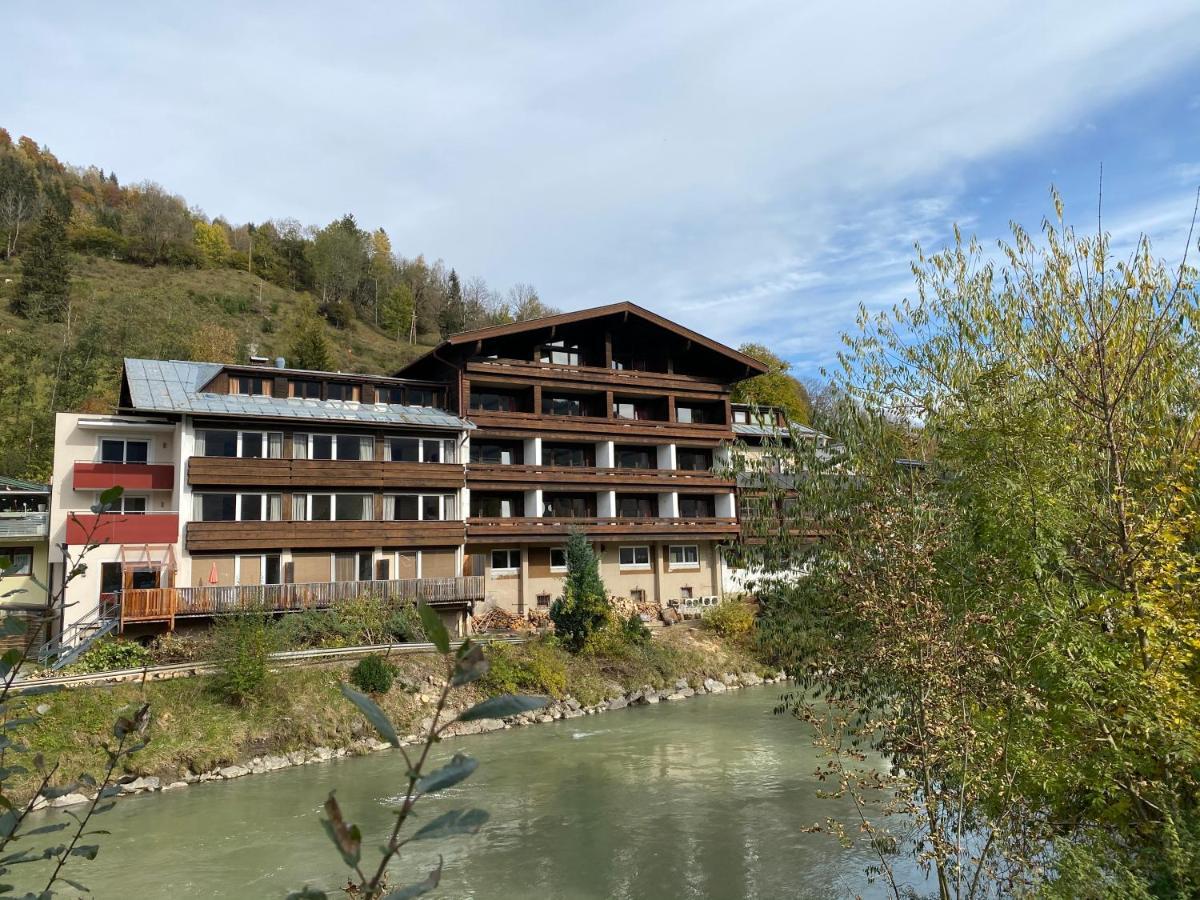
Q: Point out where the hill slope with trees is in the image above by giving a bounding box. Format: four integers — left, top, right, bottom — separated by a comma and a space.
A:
0, 128, 556, 479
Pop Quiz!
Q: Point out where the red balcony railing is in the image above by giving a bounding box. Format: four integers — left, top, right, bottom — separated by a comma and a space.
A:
65, 512, 180, 545
73, 462, 175, 492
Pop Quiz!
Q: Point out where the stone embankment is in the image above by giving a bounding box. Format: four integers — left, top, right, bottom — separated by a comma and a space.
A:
32, 668, 786, 811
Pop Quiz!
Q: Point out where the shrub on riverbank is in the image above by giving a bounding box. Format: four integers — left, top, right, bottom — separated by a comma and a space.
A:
212, 613, 275, 704
701, 601, 755, 639
73, 638, 153, 673
349, 654, 397, 694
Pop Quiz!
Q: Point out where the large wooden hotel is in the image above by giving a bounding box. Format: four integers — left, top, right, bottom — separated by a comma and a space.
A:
46, 302, 789, 650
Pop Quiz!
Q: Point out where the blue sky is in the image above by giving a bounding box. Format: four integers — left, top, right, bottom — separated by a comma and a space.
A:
10, 1, 1200, 378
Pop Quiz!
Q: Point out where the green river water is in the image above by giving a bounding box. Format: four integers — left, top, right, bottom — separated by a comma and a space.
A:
27, 684, 917, 898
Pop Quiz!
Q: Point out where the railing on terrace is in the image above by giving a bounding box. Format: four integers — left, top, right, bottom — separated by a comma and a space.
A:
116, 575, 486, 627
467, 516, 739, 538
0, 511, 49, 538
466, 464, 732, 485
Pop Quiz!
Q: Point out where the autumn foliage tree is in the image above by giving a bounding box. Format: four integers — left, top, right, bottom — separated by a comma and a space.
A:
737, 192, 1200, 897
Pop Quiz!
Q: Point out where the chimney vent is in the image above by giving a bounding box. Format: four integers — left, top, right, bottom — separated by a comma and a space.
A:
248, 355, 270, 366
275, 357, 286, 368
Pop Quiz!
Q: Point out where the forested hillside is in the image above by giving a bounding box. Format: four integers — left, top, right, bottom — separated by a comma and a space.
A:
0, 129, 555, 480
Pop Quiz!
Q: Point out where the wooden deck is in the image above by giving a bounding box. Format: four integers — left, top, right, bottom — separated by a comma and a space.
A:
115, 575, 485, 630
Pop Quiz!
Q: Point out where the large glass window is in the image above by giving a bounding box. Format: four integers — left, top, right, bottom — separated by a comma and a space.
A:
290, 379, 321, 399
199, 493, 236, 521
326, 382, 360, 402
470, 442, 519, 464
311, 434, 334, 460
232, 375, 268, 396
676, 448, 713, 471
385, 494, 452, 521
617, 495, 655, 518
679, 495, 713, 517
544, 444, 589, 467
615, 447, 654, 469
335, 495, 369, 520
407, 387, 435, 407
194, 493, 280, 521
470, 390, 519, 412
471, 494, 520, 518
100, 438, 149, 464
543, 494, 590, 517
543, 395, 585, 417
299, 433, 373, 461
550, 547, 568, 571
4, 547, 32, 576
538, 341, 582, 366
198, 430, 282, 458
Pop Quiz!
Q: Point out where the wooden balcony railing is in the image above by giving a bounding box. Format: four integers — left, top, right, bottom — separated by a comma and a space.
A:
465, 357, 729, 395
466, 463, 734, 491
467, 516, 739, 543
187, 457, 464, 490
467, 410, 733, 443
116, 575, 485, 628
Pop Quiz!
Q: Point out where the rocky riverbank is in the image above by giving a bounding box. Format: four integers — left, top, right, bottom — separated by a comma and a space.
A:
32, 665, 786, 811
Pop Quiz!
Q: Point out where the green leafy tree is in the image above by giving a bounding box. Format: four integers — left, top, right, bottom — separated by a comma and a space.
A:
549, 531, 611, 651
0, 150, 40, 259
311, 214, 368, 315
289, 312, 332, 370
380, 283, 415, 342
438, 268, 465, 337
193, 219, 231, 266
12, 204, 71, 320
730, 342, 812, 424
736, 192, 1200, 896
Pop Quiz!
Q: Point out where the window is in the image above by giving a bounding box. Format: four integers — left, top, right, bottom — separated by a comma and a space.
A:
387, 436, 420, 462
384, 436, 454, 463
613, 398, 659, 421
679, 495, 713, 518
194, 493, 280, 522
231, 375, 268, 396
296, 433, 373, 461
470, 442, 519, 464
471, 494, 521, 518
100, 561, 123, 595
385, 494, 452, 521
198, 430, 282, 458
676, 406, 702, 424
550, 547, 567, 572
290, 379, 322, 399
470, 390, 519, 412
630, 588, 646, 604
536, 592, 552, 608
100, 438, 149, 464
680, 586, 694, 600
326, 382, 360, 402
421, 439, 443, 463
615, 447, 654, 469
543, 395, 585, 417
104, 495, 147, 515
264, 554, 281, 585
297, 494, 371, 521
669, 545, 700, 568
544, 444, 589, 467
543, 494, 590, 517
333, 551, 373, 582
375, 385, 405, 404
733, 409, 748, 424
3, 547, 32, 576
617, 495, 655, 518
676, 448, 713, 471
538, 340, 582, 366
407, 387, 435, 407
491, 549, 520, 573
619, 546, 651, 569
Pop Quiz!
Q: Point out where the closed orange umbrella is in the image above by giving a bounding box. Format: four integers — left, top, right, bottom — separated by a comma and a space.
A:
208, 561, 219, 584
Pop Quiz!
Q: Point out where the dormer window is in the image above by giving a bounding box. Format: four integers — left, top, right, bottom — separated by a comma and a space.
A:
290, 379, 321, 399
325, 382, 360, 402
231, 375, 268, 396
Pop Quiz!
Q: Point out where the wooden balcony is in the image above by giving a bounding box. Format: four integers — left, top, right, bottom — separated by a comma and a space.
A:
117, 575, 485, 628
187, 457, 464, 490
186, 519, 466, 552
467, 516, 739, 544
467, 463, 735, 493
465, 357, 729, 397
73, 462, 174, 491
467, 410, 733, 444
66, 512, 179, 545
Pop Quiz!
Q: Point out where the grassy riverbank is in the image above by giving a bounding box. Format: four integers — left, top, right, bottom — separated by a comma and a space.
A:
14, 627, 766, 803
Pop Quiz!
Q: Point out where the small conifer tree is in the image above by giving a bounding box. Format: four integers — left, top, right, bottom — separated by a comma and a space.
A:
549, 530, 611, 651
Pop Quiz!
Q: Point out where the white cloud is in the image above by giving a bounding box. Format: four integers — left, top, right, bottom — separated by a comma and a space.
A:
9, 0, 1200, 373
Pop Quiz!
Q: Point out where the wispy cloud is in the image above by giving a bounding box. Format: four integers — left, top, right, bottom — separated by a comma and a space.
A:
9, 0, 1200, 376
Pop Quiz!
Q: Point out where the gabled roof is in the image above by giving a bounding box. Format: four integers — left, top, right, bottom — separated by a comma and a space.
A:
121, 358, 471, 430
0, 476, 49, 494
396, 301, 769, 377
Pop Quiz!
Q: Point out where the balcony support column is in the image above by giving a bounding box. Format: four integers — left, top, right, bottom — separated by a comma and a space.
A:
656, 443, 676, 471
524, 488, 543, 518
658, 491, 679, 519
523, 437, 541, 466
715, 492, 736, 519
597, 490, 616, 518
596, 440, 614, 468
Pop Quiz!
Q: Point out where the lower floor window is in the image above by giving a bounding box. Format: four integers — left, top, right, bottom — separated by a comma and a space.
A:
550, 547, 568, 571
668, 544, 699, 567
630, 588, 646, 604
536, 592, 552, 608
491, 549, 520, 572
619, 545, 650, 568
2, 547, 32, 576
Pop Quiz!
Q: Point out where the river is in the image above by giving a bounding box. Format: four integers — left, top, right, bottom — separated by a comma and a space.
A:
30, 685, 916, 898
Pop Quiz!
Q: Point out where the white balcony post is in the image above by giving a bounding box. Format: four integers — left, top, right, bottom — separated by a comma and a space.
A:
712, 444, 731, 469
657, 443, 676, 470
524, 437, 542, 466
525, 488, 543, 517
658, 491, 679, 518
596, 440, 615, 468
715, 491, 736, 518
598, 490, 616, 518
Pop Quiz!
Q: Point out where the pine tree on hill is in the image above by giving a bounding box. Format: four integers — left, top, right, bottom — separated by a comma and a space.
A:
289, 314, 332, 371
12, 205, 71, 320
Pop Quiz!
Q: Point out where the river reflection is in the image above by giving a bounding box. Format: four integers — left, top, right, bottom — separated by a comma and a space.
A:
26, 685, 921, 898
